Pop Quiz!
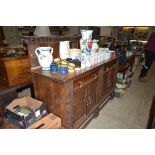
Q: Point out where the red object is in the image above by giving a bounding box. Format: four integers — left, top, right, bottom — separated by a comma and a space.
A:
88, 41, 93, 49
111, 51, 116, 59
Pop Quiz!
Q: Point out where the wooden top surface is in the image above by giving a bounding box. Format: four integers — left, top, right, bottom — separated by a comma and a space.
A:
31, 57, 118, 83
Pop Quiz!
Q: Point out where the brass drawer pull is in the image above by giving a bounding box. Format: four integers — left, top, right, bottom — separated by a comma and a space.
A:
78, 81, 83, 88
88, 96, 92, 105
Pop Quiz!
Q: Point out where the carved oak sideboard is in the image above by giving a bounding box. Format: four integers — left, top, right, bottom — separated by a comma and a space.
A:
31, 58, 118, 128
26, 36, 118, 128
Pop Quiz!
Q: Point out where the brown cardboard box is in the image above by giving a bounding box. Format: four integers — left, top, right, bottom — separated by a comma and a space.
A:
6, 96, 48, 128
28, 113, 62, 129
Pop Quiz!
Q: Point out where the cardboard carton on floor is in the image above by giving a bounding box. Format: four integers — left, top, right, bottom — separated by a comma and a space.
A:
5, 96, 48, 128
28, 113, 62, 129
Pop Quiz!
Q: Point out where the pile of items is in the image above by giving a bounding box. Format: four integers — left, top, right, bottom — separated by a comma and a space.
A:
35, 29, 115, 74
114, 69, 132, 98
51, 57, 81, 74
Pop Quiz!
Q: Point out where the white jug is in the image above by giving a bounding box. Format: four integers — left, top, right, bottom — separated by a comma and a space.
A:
35, 47, 53, 70
59, 41, 70, 59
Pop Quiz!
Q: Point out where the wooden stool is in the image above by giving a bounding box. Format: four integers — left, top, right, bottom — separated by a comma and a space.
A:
118, 64, 129, 79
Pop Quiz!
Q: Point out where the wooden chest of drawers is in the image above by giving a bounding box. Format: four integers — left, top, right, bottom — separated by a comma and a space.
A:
0, 56, 31, 86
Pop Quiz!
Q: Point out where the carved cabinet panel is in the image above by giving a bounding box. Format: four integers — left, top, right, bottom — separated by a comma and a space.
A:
86, 78, 98, 115
73, 86, 87, 127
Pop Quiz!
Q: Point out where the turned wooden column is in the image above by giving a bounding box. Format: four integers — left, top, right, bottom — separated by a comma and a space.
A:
62, 80, 73, 128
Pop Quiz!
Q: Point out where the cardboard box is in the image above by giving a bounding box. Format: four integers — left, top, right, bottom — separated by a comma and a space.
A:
28, 113, 61, 129
5, 96, 48, 128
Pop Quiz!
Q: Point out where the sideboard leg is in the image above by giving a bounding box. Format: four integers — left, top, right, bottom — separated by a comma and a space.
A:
94, 108, 99, 118
110, 91, 115, 100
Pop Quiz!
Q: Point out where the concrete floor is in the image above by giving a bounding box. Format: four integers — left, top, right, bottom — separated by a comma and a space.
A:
86, 62, 155, 129
18, 62, 155, 129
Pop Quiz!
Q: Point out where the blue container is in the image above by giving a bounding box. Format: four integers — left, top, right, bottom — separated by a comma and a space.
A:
59, 67, 68, 74
50, 63, 58, 73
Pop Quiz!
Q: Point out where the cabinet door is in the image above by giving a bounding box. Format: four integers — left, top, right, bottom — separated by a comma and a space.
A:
102, 69, 108, 97
104, 64, 117, 96
73, 86, 87, 126
86, 79, 98, 115
97, 69, 104, 103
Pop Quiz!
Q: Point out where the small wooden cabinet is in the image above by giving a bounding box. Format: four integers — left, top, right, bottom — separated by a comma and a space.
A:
0, 56, 31, 86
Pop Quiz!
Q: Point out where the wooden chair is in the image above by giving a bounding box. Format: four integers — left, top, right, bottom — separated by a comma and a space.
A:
147, 95, 155, 129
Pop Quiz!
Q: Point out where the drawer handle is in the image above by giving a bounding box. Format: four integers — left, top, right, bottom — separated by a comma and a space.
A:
106, 68, 109, 71
88, 96, 92, 105
93, 74, 97, 79
78, 81, 83, 88
35, 123, 45, 129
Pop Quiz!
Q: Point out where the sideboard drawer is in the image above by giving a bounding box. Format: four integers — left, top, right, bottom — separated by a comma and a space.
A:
73, 69, 99, 90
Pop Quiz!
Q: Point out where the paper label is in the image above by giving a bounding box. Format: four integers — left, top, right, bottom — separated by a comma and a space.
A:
35, 110, 40, 117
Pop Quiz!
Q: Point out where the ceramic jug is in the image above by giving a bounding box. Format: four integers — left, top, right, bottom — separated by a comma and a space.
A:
35, 47, 53, 70
80, 30, 93, 55
59, 41, 70, 59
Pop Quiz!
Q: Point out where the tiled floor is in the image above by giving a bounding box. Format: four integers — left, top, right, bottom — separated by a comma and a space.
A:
86, 62, 155, 129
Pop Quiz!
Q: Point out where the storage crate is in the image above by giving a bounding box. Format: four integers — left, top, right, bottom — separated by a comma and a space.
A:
28, 113, 61, 129
5, 96, 48, 128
